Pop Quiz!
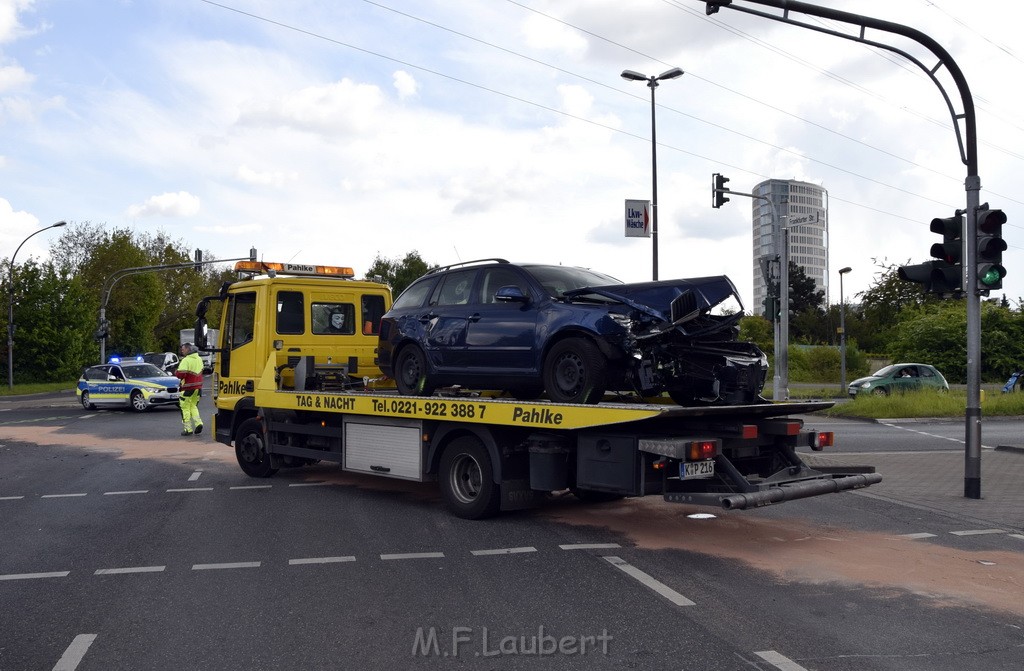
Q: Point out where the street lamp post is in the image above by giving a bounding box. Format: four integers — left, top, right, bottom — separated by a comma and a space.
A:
621, 67, 684, 281
7, 221, 67, 390
838, 266, 852, 394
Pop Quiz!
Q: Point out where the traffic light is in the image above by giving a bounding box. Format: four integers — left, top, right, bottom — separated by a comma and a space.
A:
899, 210, 964, 295
762, 295, 778, 322
976, 204, 1006, 291
928, 210, 963, 294
897, 262, 937, 292
194, 249, 203, 272
712, 173, 730, 209
249, 247, 257, 262
94, 320, 110, 342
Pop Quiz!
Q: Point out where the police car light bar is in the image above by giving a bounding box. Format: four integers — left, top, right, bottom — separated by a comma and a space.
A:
234, 261, 355, 278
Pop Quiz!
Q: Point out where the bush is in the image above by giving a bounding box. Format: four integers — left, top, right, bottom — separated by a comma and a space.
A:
778, 342, 868, 384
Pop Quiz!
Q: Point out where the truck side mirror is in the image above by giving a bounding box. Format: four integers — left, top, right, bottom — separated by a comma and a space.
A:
194, 317, 208, 349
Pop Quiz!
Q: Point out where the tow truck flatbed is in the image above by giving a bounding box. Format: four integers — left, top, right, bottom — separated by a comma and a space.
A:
214, 354, 879, 518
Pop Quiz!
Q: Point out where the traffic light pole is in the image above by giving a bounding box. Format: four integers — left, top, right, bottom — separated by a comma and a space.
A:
98, 251, 256, 363
964, 177, 982, 498
714, 180, 790, 400
703, 0, 983, 498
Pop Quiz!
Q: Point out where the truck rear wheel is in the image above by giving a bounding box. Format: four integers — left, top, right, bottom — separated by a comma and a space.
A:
439, 437, 501, 519
235, 418, 278, 478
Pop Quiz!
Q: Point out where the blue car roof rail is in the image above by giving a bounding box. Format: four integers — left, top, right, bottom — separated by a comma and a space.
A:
425, 258, 510, 275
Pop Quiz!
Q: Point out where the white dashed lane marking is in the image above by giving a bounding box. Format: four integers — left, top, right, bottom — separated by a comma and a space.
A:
755, 650, 810, 671
6, 486, 1021, 547
879, 422, 999, 450
471, 546, 537, 556
380, 552, 445, 561
192, 562, 261, 571
950, 528, 1005, 536
0, 571, 69, 581
288, 556, 356, 565
602, 556, 695, 607
188, 471, 202, 482
52, 634, 97, 671
94, 566, 166, 575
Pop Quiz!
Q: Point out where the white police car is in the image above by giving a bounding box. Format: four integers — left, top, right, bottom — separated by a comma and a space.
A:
77, 357, 182, 412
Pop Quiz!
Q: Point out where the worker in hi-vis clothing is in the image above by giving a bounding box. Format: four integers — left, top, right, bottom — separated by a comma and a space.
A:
175, 342, 205, 436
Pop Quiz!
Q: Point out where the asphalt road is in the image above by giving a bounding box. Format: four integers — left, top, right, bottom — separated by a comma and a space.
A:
1, 400, 1022, 670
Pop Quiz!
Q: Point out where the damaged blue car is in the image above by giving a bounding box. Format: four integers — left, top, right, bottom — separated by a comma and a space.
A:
376, 259, 768, 406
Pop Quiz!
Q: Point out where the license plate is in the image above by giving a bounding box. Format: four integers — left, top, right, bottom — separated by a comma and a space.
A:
681, 460, 715, 479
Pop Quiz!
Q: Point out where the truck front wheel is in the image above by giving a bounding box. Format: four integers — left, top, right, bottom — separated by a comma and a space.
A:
439, 437, 501, 520
235, 418, 278, 478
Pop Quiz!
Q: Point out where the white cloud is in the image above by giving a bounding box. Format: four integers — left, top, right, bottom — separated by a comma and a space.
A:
392, 70, 417, 99
0, 63, 31, 91
238, 78, 385, 136
126, 192, 201, 219
521, 12, 588, 60
236, 165, 298, 188
0, 0, 34, 44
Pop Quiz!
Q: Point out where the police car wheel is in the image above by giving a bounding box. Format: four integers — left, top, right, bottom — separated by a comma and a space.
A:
80, 391, 95, 411
129, 389, 148, 412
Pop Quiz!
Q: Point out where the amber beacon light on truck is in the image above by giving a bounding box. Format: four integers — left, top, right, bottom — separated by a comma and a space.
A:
233, 260, 356, 278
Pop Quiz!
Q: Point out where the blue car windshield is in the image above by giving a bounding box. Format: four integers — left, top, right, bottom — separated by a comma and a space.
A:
523, 265, 621, 299
121, 363, 167, 378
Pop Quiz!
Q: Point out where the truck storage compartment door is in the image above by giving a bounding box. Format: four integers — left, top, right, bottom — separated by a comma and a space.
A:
343, 416, 424, 481
576, 434, 641, 496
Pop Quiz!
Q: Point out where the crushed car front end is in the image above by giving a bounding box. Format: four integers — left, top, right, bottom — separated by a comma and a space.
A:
571, 275, 769, 406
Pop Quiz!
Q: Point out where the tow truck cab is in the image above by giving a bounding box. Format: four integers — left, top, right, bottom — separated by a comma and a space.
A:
193, 260, 393, 446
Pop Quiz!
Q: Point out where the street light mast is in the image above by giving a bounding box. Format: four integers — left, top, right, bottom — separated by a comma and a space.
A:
621, 67, 684, 281
7, 220, 68, 390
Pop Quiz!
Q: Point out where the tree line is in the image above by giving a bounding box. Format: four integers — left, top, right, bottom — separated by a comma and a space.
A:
741, 259, 1024, 384
4, 226, 1021, 386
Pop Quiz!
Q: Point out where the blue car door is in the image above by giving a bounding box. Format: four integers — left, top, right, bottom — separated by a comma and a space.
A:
462, 266, 539, 372
424, 269, 477, 369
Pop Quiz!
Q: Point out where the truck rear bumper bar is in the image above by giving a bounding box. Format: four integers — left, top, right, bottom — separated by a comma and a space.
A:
664, 472, 883, 510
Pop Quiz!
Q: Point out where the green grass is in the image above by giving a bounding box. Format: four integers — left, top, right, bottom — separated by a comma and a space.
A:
0, 381, 78, 398
823, 389, 1024, 419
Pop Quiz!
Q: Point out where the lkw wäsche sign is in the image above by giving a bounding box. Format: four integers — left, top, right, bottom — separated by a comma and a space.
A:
624, 199, 651, 238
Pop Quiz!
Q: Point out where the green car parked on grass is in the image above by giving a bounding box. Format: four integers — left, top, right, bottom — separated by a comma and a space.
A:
848, 363, 949, 398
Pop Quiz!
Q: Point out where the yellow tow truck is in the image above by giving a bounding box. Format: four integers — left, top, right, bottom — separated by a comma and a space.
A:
195, 261, 880, 519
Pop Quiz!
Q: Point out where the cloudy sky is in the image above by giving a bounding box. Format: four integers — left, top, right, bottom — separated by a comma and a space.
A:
2, 0, 1021, 309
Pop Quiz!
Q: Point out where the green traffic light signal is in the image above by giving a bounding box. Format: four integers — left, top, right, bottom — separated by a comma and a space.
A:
976, 204, 1006, 291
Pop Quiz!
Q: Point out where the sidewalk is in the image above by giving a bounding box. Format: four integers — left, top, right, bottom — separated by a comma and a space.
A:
803, 447, 1024, 533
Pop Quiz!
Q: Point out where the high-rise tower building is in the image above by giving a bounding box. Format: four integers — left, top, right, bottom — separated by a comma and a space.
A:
751, 179, 829, 315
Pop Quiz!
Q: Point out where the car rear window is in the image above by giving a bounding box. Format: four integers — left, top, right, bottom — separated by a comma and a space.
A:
392, 278, 435, 310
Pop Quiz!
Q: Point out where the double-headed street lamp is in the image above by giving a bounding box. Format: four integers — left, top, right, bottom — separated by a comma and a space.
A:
838, 266, 852, 393
621, 67, 684, 281
7, 221, 67, 390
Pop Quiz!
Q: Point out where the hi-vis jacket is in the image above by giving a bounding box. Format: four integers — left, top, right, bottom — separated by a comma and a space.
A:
175, 352, 204, 393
